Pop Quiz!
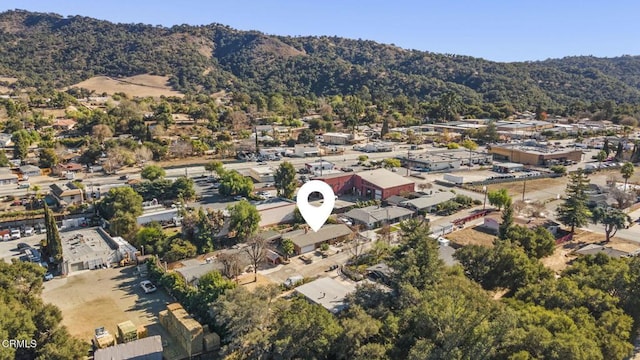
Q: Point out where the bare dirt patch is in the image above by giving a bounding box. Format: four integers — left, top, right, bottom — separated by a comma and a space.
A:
0, 76, 17, 83
42, 266, 172, 342
236, 273, 275, 291
446, 225, 496, 247
541, 229, 640, 274
485, 177, 568, 197
66, 74, 184, 98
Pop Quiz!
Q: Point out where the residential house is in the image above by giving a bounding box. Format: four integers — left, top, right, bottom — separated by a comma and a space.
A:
574, 244, 630, 259
295, 277, 356, 314
54, 162, 84, 176
52, 119, 77, 131
0, 133, 12, 147
400, 192, 456, 214
482, 214, 561, 236
19, 164, 41, 178
284, 224, 353, 255
50, 183, 84, 207
344, 205, 414, 229
175, 259, 223, 286
0, 167, 18, 185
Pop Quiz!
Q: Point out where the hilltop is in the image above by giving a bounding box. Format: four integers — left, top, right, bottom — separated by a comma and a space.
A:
1, 10, 640, 110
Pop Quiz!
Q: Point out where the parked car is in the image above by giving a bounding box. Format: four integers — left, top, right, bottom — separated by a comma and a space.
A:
233, 195, 246, 201
44, 272, 53, 281
10, 228, 21, 240
23, 227, 34, 237
119, 175, 129, 180
17, 242, 31, 251
140, 280, 157, 294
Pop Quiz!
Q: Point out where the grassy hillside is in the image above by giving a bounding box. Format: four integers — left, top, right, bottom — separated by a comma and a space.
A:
1, 9, 640, 110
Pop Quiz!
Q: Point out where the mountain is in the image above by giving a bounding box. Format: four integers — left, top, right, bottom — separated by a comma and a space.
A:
1, 9, 640, 111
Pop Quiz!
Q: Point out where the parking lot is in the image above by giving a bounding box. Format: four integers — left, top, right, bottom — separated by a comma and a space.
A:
41, 266, 173, 343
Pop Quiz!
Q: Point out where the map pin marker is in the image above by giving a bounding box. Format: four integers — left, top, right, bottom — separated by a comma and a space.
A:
296, 180, 335, 232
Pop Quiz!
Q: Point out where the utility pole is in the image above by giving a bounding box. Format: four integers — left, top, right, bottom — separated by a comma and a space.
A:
522, 178, 526, 201
483, 185, 487, 211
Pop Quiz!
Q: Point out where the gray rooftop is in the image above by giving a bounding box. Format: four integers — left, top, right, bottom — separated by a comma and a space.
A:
400, 192, 455, 210
94, 335, 163, 360
295, 277, 356, 313
439, 245, 458, 266
175, 261, 221, 284
345, 205, 414, 225
356, 168, 414, 189
285, 224, 353, 249
575, 244, 629, 258
61, 228, 117, 264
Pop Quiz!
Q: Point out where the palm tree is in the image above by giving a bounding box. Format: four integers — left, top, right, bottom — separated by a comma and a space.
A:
621, 162, 635, 191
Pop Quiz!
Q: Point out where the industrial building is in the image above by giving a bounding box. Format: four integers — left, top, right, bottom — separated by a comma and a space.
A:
488, 142, 582, 166
397, 149, 492, 172
61, 228, 137, 275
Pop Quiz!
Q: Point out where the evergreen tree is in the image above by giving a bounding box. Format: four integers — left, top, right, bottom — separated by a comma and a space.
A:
498, 199, 514, 241
615, 141, 624, 161
603, 139, 611, 157
43, 204, 63, 268
381, 117, 389, 138
557, 169, 591, 234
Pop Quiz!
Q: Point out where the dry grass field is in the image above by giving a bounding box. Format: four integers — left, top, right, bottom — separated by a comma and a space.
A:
485, 177, 568, 197
446, 225, 497, 247
66, 74, 184, 98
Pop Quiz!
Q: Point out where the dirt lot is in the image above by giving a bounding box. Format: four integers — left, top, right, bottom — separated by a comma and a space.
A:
446, 225, 497, 247
66, 74, 184, 98
484, 177, 568, 197
41, 266, 173, 342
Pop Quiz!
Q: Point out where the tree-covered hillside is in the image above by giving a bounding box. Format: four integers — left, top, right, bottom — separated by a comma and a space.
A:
2, 10, 640, 111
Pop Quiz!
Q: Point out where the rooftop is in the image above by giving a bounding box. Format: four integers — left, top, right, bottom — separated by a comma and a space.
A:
356, 168, 414, 189
295, 277, 357, 313
345, 205, 414, 225
574, 244, 629, 258
175, 260, 221, 284
251, 166, 275, 175
285, 224, 352, 249
94, 335, 162, 360
61, 228, 116, 264
490, 142, 582, 155
400, 192, 456, 210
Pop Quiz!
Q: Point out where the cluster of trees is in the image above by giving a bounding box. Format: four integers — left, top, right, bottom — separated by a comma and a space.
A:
207, 217, 639, 359
0, 261, 87, 359
133, 166, 196, 202
434, 193, 477, 215
557, 169, 631, 241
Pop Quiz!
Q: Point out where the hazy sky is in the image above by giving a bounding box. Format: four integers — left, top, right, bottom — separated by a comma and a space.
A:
2, 1, 639, 62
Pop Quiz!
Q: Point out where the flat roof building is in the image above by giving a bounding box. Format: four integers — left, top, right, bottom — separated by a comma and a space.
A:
94, 335, 163, 360
61, 228, 134, 274
488, 142, 582, 165
249, 167, 275, 183
295, 277, 357, 313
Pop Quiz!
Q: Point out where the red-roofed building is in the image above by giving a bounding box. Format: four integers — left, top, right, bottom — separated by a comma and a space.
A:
314, 168, 415, 201
52, 119, 77, 131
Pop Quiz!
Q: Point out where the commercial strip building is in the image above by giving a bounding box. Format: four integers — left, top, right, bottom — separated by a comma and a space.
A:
396, 149, 492, 172
488, 142, 582, 166
249, 166, 275, 183
314, 168, 415, 201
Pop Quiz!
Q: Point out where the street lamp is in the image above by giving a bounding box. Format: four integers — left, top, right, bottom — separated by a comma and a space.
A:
483, 185, 487, 211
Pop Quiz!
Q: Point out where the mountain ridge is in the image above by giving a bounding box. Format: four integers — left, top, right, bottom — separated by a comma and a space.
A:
1, 9, 639, 111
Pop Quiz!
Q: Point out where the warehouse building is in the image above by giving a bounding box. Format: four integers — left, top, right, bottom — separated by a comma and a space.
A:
488, 142, 582, 166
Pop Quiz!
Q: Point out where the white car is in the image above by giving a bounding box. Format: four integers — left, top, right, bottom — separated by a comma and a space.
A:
140, 280, 157, 294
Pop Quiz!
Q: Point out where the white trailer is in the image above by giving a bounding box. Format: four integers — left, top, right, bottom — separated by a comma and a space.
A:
443, 173, 464, 185
136, 208, 180, 226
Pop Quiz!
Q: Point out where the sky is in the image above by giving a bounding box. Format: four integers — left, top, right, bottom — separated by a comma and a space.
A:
2, 1, 640, 62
